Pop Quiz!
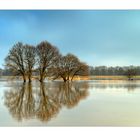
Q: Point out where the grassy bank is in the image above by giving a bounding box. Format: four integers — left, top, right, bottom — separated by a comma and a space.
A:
74, 76, 140, 80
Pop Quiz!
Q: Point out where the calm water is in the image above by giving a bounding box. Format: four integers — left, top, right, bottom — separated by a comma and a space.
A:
1, 80, 140, 126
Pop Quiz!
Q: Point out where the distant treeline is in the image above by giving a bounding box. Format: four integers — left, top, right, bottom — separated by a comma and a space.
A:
1, 65, 140, 76
89, 66, 140, 76
0, 69, 38, 76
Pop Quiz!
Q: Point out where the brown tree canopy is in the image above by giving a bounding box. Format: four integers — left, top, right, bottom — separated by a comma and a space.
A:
5, 42, 36, 82
36, 41, 60, 82
5, 42, 27, 82
54, 53, 89, 82
5, 41, 89, 82
24, 45, 36, 82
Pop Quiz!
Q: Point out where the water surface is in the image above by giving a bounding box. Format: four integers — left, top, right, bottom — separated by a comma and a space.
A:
1, 80, 140, 126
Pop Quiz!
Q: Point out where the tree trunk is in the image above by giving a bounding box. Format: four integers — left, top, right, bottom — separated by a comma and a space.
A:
39, 76, 44, 82
71, 75, 74, 81
39, 71, 45, 82
67, 75, 69, 81
63, 77, 67, 82
23, 75, 26, 82
28, 72, 32, 82
23, 79, 26, 82
28, 77, 32, 82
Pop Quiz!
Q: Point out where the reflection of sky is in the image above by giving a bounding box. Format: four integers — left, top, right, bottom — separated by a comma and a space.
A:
0, 86, 14, 125
0, 10, 140, 67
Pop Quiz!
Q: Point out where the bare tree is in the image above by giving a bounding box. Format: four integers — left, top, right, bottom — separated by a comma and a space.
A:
71, 62, 89, 81
54, 53, 89, 82
54, 54, 78, 82
24, 45, 36, 82
36, 41, 60, 82
5, 42, 27, 82
5, 41, 88, 83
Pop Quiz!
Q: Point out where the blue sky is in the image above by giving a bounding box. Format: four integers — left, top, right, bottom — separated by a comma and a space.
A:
0, 10, 140, 68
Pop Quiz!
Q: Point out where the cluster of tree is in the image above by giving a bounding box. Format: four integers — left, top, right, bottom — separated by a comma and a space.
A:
4, 41, 89, 82
89, 66, 138, 79
89, 66, 140, 76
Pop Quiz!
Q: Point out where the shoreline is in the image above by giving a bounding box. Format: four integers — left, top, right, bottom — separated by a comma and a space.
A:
1, 75, 140, 81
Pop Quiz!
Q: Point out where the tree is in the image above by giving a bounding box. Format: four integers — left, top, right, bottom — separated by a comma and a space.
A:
54, 54, 78, 82
125, 68, 137, 80
54, 53, 89, 82
36, 41, 60, 82
71, 62, 89, 81
5, 42, 27, 82
24, 45, 36, 82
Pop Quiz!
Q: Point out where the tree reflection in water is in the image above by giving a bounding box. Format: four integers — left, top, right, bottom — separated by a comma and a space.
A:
4, 81, 89, 122
4, 83, 35, 121
36, 83, 61, 122
57, 82, 89, 108
89, 81, 140, 92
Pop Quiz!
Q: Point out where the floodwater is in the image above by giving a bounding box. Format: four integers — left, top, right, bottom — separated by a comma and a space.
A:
1, 80, 140, 126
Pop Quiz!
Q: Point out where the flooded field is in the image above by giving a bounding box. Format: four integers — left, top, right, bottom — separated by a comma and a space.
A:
1, 80, 140, 126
